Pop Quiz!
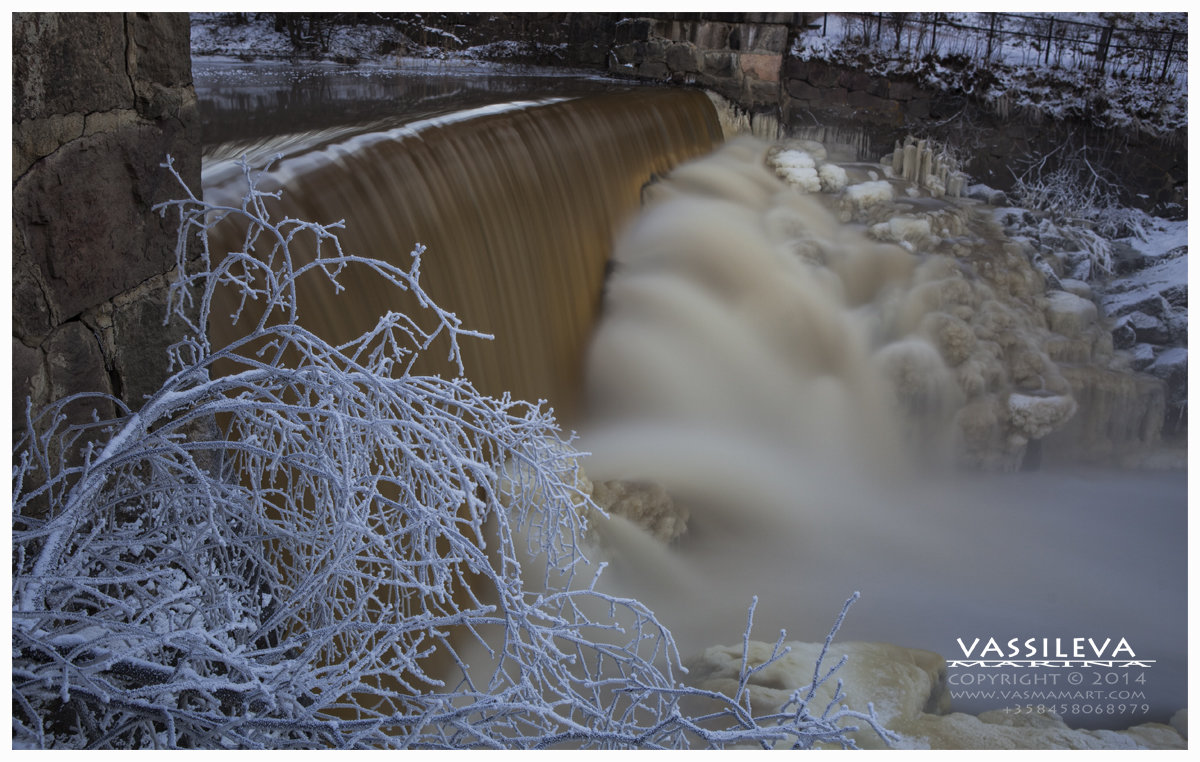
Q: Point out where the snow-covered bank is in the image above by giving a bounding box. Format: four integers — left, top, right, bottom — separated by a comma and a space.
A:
792, 12, 1187, 136
993, 203, 1188, 444
191, 12, 588, 70
192, 12, 1187, 140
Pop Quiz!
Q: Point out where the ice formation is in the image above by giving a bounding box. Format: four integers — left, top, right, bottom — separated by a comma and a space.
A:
768, 147, 822, 192
845, 178, 895, 208
887, 136, 968, 198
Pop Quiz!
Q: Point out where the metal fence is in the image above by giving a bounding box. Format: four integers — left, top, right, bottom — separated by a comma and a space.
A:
826, 12, 1186, 84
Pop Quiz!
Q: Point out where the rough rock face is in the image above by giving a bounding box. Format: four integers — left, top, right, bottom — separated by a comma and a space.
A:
1100, 247, 1188, 439
11, 13, 201, 434
686, 638, 1187, 750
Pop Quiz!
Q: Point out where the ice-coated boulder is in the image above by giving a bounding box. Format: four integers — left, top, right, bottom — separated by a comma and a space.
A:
1044, 289, 1098, 338
767, 148, 821, 192
1126, 342, 1158, 371
1105, 290, 1169, 319
1111, 317, 1137, 349
1149, 346, 1187, 378
1122, 310, 1171, 345
845, 179, 895, 208
817, 162, 848, 193
965, 183, 1008, 206
1008, 392, 1077, 440
1057, 278, 1092, 301
872, 215, 934, 248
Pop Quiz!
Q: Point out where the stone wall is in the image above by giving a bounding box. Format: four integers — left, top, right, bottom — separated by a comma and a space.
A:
12, 13, 200, 433
610, 14, 799, 112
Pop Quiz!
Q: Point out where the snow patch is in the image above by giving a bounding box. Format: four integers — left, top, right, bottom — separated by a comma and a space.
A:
1007, 393, 1077, 440
818, 163, 849, 193
846, 180, 895, 207
769, 149, 822, 192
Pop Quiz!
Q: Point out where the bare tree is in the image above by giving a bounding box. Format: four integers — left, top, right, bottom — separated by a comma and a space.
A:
12, 157, 890, 750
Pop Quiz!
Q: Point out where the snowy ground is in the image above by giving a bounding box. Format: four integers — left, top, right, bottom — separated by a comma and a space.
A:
191, 12, 583, 70
793, 12, 1187, 135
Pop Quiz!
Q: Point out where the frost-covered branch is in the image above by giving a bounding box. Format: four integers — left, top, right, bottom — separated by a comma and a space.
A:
1009, 138, 1148, 242
12, 157, 884, 749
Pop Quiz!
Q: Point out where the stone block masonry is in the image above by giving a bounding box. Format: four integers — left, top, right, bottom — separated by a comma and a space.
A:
606, 16, 967, 148
609, 16, 792, 110
12, 13, 201, 432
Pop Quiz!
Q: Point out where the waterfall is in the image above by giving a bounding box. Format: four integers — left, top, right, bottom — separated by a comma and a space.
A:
204, 88, 723, 421
199, 85, 1184, 732
570, 137, 1185, 728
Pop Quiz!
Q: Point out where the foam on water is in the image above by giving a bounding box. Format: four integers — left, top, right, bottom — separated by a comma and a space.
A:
576, 138, 1187, 728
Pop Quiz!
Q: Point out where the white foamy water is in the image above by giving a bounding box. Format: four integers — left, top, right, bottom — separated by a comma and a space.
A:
577, 138, 1187, 729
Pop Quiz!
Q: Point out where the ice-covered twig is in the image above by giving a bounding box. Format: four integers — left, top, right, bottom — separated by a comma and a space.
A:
12, 157, 882, 750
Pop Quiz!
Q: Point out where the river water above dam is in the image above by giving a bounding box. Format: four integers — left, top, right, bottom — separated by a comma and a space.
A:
196, 60, 1187, 735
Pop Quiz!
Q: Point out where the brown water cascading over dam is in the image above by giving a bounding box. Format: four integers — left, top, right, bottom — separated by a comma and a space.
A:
199, 88, 725, 716
197, 84, 1185, 736
203, 88, 724, 421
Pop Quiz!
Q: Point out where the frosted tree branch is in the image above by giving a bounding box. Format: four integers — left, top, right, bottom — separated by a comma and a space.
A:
12, 156, 887, 749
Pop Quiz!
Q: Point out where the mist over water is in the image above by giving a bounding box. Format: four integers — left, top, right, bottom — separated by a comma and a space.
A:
576, 139, 1187, 727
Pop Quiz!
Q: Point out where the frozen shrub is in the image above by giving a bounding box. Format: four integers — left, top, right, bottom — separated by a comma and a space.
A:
1006, 143, 1157, 277
12, 157, 890, 750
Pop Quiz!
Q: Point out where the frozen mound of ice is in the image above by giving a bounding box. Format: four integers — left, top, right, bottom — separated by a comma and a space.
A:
845, 179, 895, 207
1008, 392, 1078, 440
767, 145, 849, 196
1044, 289, 1099, 338
769, 148, 822, 192
919, 312, 977, 367
872, 215, 934, 248
1058, 278, 1093, 300
818, 162, 848, 193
